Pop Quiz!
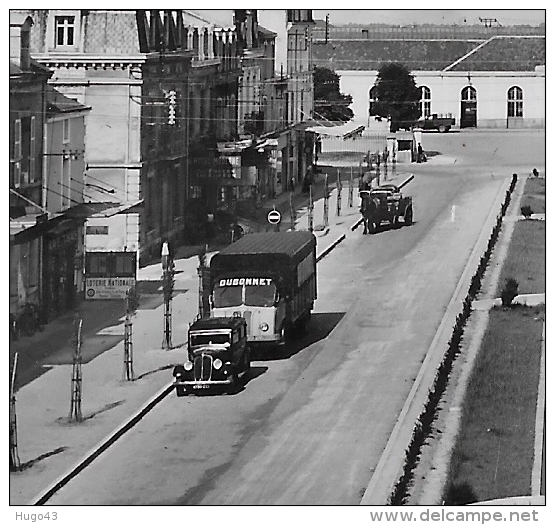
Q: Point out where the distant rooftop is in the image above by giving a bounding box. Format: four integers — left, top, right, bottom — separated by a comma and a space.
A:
312, 34, 545, 72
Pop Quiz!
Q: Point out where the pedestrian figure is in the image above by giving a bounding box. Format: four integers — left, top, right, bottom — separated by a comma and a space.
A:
290, 177, 296, 192
532, 168, 539, 177
417, 144, 426, 163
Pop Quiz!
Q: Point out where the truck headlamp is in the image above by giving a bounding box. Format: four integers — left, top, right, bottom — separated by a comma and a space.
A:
184, 361, 193, 371
213, 358, 223, 370
259, 322, 269, 332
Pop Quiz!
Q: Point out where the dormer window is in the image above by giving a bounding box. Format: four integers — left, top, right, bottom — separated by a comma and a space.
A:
48, 11, 81, 51
55, 15, 75, 47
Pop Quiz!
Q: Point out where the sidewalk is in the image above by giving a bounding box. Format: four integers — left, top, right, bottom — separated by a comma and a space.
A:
9, 163, 410, 506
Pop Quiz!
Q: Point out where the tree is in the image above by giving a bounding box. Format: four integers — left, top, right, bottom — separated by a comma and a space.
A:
313, 66, 354, 122
372, 63, 421, 131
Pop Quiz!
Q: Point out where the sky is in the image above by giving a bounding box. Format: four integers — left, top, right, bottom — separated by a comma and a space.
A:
189, 7, 545, 27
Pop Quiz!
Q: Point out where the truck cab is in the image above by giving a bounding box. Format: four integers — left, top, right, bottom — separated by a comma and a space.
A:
208, 232, 317, 350
173, 316, 250, 396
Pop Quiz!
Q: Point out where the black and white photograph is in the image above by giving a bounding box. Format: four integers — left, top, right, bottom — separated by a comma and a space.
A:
8, 4, 546, 520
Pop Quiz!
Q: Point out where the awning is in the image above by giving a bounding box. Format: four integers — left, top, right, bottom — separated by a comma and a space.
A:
217, 140, 253, 154
255, 138, 279, 149
89, 199, 144, 218
10, 212, 64, 244
306, 122, 366, 139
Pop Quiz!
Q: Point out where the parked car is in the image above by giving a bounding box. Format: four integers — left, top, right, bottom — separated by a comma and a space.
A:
173, 316, 250, 396
415, 113, 456, 133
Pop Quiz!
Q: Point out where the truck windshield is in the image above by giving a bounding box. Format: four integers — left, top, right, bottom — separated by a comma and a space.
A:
213, 281, 277, 307
213, 285, 243, 307
190, 333, 231, 346
245, 283, 276, 307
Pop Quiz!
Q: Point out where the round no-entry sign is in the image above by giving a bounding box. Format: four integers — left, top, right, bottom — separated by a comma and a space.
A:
267, 209, 281, 225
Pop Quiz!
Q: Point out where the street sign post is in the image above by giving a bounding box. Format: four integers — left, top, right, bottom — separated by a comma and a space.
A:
267, 209, 281, 225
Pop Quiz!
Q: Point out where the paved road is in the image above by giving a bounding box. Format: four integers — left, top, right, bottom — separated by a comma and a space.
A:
46, 130, 544, 505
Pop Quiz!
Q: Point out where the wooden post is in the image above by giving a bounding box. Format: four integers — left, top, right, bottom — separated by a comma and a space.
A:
323, 173, 329, 228
198, 248, 211, 319
123, 290, 135, 381
10, 352, 21, 471
336, 169, 342, 216
69, 315, 83, 422
348, 167, 354, 208
162, 243, 174, 350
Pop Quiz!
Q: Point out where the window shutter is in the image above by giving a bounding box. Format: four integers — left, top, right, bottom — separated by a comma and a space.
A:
13, 120, 22, 187
30, 116, 36, 182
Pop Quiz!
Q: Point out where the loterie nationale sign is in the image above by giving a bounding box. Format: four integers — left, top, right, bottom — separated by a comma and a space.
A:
85, 277, 136, 300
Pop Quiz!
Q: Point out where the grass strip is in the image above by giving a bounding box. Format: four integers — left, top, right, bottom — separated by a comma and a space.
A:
444, 176, 545, 504
444, 305, 544, 503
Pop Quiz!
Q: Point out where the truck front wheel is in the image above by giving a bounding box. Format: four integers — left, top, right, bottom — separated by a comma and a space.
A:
404, 206, 413, 225
175, 385, 187, 397
438, 125, 447, 133
280, 321, 293, 346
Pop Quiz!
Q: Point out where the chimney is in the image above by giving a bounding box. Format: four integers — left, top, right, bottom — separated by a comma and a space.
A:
10, 14, 33, 70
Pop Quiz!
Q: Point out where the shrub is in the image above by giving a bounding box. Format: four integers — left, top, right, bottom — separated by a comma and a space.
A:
521, 205, 533, 219
501, 277, 519, 307
444, 482, 478, 505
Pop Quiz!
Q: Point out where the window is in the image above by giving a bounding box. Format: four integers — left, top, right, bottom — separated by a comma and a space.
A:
420, 86, 431, 118
369, 86, 378, 116
55, 16, 75, 47
462, 86, 476, 102
85, 252, 137, 278
63, 118, 70, 144
507, 86, 523, 118
86, 225, 109, 235
12, 119, 22, 187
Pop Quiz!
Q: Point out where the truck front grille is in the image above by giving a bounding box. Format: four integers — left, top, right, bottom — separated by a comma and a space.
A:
193, 355, 212, 381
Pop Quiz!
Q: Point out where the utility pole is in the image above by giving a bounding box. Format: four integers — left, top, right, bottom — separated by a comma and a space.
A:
10, 353, 21, 471
308, 184, 314, 233
479, 17, 500, 28
325, 14, 329, 44
161, 242, 174, 350
336, 169, 342, 216
323, 173, 329, 228
69, 314, 83, 422
289, 191, 296, 230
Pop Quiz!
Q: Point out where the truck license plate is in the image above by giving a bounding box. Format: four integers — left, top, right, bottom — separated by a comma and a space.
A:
193, 384, 210, 389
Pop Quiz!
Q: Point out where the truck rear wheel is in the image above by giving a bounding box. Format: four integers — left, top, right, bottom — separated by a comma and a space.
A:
404, 206, 413, 225
438, 125, 447, 133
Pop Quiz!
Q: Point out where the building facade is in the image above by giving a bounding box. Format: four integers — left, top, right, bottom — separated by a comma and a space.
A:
42, 87, 89, 318
312, 28, 545, 129
9, 14, 52, 317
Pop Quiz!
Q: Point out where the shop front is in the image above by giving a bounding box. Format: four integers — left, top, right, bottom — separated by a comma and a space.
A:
42, 219, 84, 320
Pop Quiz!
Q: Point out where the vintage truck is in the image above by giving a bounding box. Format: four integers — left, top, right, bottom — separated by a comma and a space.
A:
208, 231, 317, 351
359, 176, 414, 234
415, 113, 456, 133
